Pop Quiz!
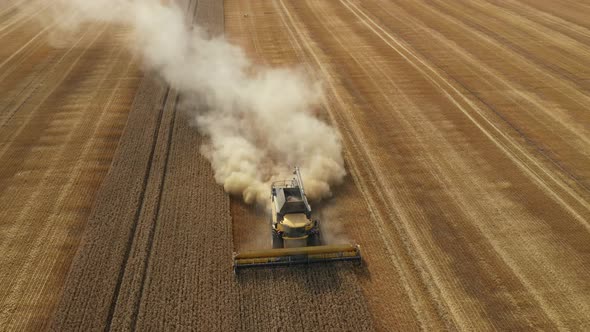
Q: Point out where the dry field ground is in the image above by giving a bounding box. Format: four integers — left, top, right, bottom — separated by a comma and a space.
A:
0, 0, 142, 329
1, 0, 589, 331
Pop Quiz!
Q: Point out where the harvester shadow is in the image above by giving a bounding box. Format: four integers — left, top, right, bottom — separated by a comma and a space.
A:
235, 261, 369, 294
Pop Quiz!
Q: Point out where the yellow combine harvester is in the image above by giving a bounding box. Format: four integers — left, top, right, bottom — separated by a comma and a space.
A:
233, 167, 361, 272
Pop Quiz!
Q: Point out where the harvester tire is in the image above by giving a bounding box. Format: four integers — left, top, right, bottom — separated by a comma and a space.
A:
308, 233, 322, 246
272, 231, 284, 249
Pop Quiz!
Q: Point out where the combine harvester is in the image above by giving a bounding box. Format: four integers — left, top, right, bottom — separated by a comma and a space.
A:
233, 167, 361, 272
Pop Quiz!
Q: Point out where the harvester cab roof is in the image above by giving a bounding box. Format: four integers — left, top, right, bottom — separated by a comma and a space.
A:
271, 168, 312, 220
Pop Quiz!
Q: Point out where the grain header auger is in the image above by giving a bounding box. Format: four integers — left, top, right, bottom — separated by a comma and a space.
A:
233, 167, 361, 272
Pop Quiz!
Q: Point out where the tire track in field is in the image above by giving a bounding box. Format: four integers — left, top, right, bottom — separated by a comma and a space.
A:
48, 75, 170, 331
104, 87, 173, 331
108, 2, 196, 329
127, 93, 177, 332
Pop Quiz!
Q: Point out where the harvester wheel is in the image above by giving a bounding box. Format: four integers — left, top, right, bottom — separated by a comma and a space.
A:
308, 233, 322, 246
272, 231, 284, 249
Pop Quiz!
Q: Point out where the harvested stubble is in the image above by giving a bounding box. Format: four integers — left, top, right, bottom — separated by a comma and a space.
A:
0, 4, 142, 329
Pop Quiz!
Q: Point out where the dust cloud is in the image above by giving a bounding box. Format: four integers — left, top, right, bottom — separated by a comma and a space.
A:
38, 0, 346, 204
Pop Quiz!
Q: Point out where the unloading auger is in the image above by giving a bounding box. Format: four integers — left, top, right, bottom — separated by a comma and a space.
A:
233, 167, 361, 272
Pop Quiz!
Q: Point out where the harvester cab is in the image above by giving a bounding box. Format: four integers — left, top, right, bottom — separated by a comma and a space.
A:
233, 167, 361, 272
271, 167, 319, 248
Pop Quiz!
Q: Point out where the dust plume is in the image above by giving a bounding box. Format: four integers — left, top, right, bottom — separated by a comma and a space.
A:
39, 0, 346, 204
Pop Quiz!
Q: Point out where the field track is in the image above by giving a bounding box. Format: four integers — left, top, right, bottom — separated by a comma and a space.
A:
1, 0, 589, 330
